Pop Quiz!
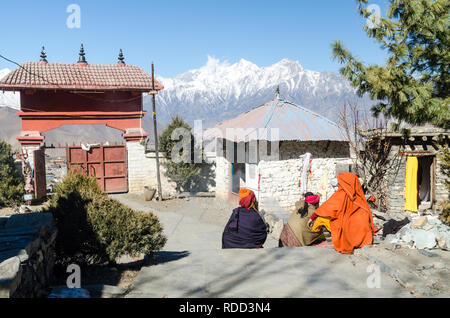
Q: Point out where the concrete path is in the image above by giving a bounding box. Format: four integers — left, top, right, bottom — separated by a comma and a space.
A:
112, 194, 410, 298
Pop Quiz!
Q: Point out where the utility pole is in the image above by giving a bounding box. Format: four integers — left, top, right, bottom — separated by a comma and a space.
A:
152, 62, 163, 201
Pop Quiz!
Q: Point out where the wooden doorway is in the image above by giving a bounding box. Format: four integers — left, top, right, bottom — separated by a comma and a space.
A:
66, 144, 128, 193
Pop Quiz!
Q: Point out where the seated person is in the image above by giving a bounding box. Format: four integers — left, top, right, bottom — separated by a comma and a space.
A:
307, 172, 374, 254
279, 192, 324, 247
222, 188, 268, 249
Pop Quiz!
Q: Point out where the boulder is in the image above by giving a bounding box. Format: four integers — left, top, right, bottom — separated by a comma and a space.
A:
412, 229, 436, 249
411, 216, 428, 229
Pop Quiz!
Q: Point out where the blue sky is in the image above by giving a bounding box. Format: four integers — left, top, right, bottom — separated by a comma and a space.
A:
0, 0, 389, 77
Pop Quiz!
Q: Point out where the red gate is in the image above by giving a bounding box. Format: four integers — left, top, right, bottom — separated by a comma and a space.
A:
66, 144, 128, 193
33, 148, 47, 200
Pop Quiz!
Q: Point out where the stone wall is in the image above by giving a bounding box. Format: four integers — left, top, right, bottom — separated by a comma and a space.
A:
214, 140, 353, 215
215, 154, 230, 201
386, 145, 449, 216
0, 213, 57, 298
258, 156, 353, 215
435, 155, 449, 205
385, 150, 408, 215
126, 142, 216, 197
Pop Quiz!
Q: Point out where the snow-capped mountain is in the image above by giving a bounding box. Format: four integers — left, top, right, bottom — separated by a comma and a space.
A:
146, 57, 374, 128
0, 68, 20, 109
0, 59, 375, 147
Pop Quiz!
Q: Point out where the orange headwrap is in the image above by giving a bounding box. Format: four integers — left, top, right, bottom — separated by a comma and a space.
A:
239, 188, 256, 211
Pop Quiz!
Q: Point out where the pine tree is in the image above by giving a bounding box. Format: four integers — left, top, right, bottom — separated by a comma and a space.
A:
332, 0, 449, 129
0, 140, 25, 207
159, 116, 202, 192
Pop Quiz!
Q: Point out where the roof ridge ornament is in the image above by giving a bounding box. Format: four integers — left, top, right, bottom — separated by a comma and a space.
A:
118, 49, 125, 65
39, 46, 48, 64
77, 44, 87, 64
275, 85, 280, 100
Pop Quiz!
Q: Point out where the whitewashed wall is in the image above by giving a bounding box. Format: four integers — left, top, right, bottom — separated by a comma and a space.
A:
127, 142, 216, 197
258, 156, 353, 214
214, 140, 354, 214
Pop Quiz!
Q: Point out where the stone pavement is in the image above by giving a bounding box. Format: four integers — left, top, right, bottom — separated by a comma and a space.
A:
112, 194, 411, 298
355, 243, 450, 297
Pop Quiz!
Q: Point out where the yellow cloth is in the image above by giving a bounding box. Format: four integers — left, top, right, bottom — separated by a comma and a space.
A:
312, 217, 331, 233
405, 156, 418, 213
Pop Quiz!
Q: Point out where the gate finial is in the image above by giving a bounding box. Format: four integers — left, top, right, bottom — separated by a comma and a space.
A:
78, 44, 87, 64
40, 46, 47, 63
118, 49, 125, 64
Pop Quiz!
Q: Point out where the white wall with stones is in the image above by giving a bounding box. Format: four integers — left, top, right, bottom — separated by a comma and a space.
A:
386, 145, 449, 216
126, 142, 216, 197
215, 140, 354, 215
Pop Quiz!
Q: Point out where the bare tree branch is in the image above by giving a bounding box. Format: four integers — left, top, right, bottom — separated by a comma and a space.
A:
339, 101, 405, 211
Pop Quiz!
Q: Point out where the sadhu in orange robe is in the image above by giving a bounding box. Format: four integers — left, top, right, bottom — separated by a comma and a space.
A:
314, 172, 375, 254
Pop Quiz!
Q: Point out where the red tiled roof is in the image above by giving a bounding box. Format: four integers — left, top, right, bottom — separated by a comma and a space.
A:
0, 62, 164, 91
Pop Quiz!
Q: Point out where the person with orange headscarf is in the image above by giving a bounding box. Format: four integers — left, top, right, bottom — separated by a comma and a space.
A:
222, 188, 268, 249
307, 172, 375, 254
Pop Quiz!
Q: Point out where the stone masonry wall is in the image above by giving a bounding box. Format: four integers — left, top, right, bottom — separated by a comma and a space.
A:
214, 140, 353, 214
258, 156, 353, 214
215, 154, 230, 200
258, 140, 352, 214
127, 142, 216, 197
435, 154, 449, 205
0, 213, 57, 298
386, 145, 449, 216
127, 142, 178, 196
385, 150, 408, 215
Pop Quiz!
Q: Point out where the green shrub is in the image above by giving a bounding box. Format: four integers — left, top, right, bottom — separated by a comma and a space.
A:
46, 172, 105, 264
0, 140, 24, 207
46, 172, 166, 265
159, 116, 202, 192
87, 196, 167, 261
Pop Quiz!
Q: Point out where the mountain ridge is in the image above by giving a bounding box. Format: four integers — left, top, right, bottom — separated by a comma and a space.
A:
147, 57, 374, 128
0, 58, 375, 147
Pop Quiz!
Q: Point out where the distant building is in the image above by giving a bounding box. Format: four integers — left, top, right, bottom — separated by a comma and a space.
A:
204, 97, 354, 215
0, 45, 164, 197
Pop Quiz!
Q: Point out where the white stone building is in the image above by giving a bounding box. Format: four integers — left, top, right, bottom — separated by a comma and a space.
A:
204, 98, 354, 217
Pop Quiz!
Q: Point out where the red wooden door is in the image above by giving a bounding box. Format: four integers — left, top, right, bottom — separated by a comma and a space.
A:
33, 148, 47, 200
66, 144, 128, 193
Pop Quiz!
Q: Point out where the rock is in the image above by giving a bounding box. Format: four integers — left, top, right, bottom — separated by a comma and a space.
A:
411, 216, 428, 229
413, 229, 436, 249
270, 220, 284, 240
418, 250, 438, 258
385, 234, 398, 244
434, 262, 445, 269
436, 236, 446, 249
371, 210, 389, 221
416, 264, 434, 270
422, 223, 434, 231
